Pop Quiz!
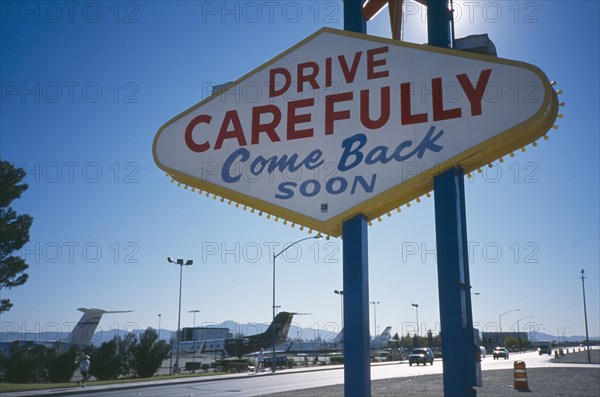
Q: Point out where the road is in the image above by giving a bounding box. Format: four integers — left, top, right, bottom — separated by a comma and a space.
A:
53, 350, 596, 397
3, 352, 600, 397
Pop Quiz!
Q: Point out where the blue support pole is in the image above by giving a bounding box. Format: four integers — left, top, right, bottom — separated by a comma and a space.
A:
434, 167, 477, 397
343, 0, 366, 34
343, 214, 371, 397
342, 2, 370, 397
428, 2, 477, 396
427, 0, 452, 48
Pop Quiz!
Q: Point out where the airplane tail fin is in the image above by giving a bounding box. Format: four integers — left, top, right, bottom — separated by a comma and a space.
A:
379, 326, 392, 338
332, 328, 344, 343
69, 308, 132, 346
372, 326, 392, 343
262, 311, 295, 345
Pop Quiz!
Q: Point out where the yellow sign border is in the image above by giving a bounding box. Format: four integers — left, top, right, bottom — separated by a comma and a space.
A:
153, 27, 559, 237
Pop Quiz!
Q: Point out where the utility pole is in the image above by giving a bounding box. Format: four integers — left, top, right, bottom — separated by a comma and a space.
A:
580, 269, 591, 363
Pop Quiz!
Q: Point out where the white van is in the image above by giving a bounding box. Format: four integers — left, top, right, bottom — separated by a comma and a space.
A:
537, 342, 552, 355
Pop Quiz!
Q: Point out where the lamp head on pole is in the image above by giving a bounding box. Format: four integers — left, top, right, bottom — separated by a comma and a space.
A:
167, 257, 183, 265
167, 257, 193, 266
412, 303, 419, 308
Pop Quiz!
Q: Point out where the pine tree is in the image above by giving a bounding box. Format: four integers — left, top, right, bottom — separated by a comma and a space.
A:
0, 161, 33, 313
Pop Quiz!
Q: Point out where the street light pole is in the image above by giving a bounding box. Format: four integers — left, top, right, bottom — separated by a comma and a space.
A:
499, 308, 520, 344
531, 323, 544, 342
158, 314, 162, 339
189, 309, 200, 328
515, 316, 534, 332
189, 309, 200, 371
580, 269, 592, 363
370, 301, 380, 337
272, 235, 320, 372
558, 327, 571, 345
556, 327, 569, 344
167, 256, 193, 374
514, 316, 534, 351
411, 303, 419, 337
334, 290, 344, 328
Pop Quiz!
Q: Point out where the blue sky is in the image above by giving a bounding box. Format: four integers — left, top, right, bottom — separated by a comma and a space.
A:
1, 1, 598, 342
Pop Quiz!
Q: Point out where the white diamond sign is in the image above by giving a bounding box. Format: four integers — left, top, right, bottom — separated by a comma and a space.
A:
153, 28, 559, 237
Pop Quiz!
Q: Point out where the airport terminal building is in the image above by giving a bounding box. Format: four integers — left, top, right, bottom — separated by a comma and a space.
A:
181, 327, 232, 342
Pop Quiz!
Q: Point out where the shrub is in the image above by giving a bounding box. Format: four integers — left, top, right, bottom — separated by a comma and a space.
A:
330, 355, 344, 364
3, 344, 46, 383
88, 337, 128, 380
131, 328, 170, 378
46, 345, 79, 383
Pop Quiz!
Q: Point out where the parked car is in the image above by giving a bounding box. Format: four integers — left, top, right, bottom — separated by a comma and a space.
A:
408, 347, 434, 366
493, 346, 509, 360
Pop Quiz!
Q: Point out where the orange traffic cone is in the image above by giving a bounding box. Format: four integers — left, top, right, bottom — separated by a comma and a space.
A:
513, 360, 530, 391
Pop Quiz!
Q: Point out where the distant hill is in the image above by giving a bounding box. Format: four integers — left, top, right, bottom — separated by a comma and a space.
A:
477, 329, 599, 344
0, 328, 146, 346
0, 318, 340, 346
3, 323, 594, 347
534, 332, 599, 343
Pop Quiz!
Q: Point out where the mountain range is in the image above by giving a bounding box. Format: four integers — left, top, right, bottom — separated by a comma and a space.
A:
0, 318, 341, 346
1, 321, 596, 346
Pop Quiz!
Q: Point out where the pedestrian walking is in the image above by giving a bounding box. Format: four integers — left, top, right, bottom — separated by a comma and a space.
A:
256, 348, 265, 372
79, 355, 90, 387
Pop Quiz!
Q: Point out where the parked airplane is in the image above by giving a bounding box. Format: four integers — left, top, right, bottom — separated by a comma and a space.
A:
276, 326, 393, 355
277, 328, 344, 354
371, 326, 393, 350
0, 308, 132, 355
174, 311, 295, 358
